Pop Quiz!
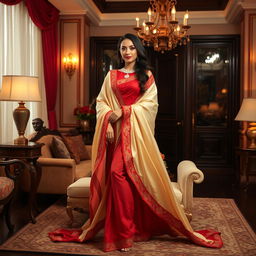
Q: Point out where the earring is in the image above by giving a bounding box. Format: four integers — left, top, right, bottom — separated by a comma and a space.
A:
136, 57, 140, 62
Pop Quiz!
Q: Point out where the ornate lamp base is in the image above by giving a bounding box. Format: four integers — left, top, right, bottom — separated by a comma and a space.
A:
13, 101, 30, 145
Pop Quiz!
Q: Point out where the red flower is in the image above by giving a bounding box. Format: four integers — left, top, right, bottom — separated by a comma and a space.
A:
73, 105, 96, 120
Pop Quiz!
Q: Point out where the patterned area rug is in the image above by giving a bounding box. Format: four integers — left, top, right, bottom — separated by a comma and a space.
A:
0, 198, 256, 256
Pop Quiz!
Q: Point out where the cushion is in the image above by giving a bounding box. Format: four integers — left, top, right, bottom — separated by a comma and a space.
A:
71, 135, 90, 160
67, 177, 91, 198
61, 135, 81, 164
62, 135, 90, 164
36, 135, 57, 158
0, 177, 14, 200
50, 136, 71, 159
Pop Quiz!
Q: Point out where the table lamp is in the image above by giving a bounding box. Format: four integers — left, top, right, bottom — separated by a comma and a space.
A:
0, 75, 41, 145
235, 98, 256, 149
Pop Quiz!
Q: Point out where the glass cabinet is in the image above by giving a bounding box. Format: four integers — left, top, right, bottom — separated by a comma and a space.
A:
189, 36, 240, 173
196, 47, 229, 127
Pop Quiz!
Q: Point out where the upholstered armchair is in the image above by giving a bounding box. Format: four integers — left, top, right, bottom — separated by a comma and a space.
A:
171, 160, 204, 221
0, 159, 26, 231
66, 160, 204, 224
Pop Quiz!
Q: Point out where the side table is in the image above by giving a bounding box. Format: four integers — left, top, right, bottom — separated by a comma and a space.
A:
0, 141, 42, 223
236, 147, 256, 189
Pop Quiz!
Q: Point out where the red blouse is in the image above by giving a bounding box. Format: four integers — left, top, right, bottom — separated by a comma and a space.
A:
116, 70, 140, 106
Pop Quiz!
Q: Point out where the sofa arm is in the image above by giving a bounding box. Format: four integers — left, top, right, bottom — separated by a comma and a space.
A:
177, 160, 204, 211
37, 157, 76, 167
37, 157, 76, 194
85, 145, 92, 159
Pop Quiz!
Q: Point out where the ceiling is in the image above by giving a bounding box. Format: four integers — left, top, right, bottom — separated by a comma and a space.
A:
92, 0, 230, 13
48, 0, 256, 26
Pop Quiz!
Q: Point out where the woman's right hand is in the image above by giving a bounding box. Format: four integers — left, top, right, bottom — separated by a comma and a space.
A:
109, 109, 122, 123
106, 123, 114, 143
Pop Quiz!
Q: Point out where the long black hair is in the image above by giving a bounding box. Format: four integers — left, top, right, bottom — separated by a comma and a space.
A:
117, 33, 151, 94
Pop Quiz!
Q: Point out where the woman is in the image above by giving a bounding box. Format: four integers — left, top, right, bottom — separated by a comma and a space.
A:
49, 33, 223, 252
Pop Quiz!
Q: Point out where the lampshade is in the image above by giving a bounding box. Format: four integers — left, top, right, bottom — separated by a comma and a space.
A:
0, 75, 41, 145
0, 75, 41, 102
235, 98, 256, 149
235, 98, 256, 121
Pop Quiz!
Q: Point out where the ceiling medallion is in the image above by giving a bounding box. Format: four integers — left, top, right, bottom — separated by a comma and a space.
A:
134, 0, 191, 53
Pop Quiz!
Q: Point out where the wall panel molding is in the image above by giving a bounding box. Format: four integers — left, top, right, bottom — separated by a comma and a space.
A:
58, 16, 86, 128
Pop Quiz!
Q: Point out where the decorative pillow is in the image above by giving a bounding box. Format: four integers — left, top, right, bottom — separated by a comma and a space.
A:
62, 135, 81, 164
36, 135, 56, 158
62, 135, 90, 164
50, 136, 71, 159
71, 135, 90, 160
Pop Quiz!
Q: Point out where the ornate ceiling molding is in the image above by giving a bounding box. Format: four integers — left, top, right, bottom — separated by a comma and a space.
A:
49, 0, 256, 26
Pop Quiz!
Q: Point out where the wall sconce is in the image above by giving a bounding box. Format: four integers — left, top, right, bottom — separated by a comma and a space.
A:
63, 53, 78, 79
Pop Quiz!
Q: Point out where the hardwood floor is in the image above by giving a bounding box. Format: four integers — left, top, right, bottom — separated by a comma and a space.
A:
0, 181, 256, 256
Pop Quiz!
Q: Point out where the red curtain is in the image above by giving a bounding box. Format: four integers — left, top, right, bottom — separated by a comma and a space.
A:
25, 0, 59, 129
0, 0, 59, 129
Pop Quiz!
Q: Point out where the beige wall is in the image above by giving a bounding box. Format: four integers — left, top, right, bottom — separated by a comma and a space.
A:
239, 10, 256, 147
241, 10, 256, 98
57, 15, 89, 129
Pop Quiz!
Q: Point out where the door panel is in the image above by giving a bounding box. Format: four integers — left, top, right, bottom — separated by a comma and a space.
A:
147, 48, 185, 172
188, 35, 240, 177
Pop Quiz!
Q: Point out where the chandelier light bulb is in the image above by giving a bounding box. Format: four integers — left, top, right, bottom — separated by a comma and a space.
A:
136, 17, 140, 27
148, 7, 152, 22
171, 6, 176, 21
183, 10, 189, 26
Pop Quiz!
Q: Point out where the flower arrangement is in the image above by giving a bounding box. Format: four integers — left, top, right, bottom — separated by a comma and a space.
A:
73, 105, 96, 121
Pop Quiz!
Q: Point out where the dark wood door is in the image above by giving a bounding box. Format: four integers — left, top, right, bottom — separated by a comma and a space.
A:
187, 35, 240, 179
147, 47, 186, 172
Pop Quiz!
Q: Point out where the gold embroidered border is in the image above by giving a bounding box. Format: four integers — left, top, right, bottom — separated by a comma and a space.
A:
89, 111, 112, 220
104, 237, 134, 252
145, 73, 154, 90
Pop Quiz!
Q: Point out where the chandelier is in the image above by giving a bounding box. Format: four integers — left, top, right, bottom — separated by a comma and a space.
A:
133, 0, 191, 53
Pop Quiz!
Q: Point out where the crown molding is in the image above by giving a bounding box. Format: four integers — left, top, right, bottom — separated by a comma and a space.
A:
77, 0, 102, 25
50, 0, 256, 26
225, 0, 244, 23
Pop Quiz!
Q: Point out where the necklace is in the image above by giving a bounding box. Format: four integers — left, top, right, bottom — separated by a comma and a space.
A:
120, 68, 135, 78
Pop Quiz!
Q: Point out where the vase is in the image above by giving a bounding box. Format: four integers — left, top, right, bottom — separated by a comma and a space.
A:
80, 120, 90, 131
